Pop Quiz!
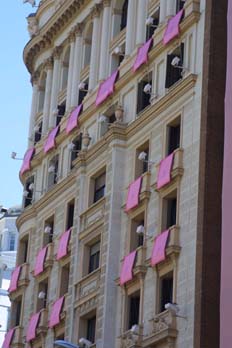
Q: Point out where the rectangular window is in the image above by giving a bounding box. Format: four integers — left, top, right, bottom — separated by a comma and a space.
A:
176, 0, 185, 13
89, 242, 100, 274
70, 134, 82, 169
130, 213, 145, 251
9, 234, 15, 251
43, 216, 54, 245
24, 176, 34, 208
66, 200, 75, 229
93, 172, 106, 203
78, 79, 89, 105
59, 264, 70, 296
135, 141, 150, 178
165, 43, 184, 89
162, 190, 177, 229
128, 291, 140, 330
12, 297, 22, 326
48, 155, 59, 189
137, 73, 152, 114
56, 101, 66, 126
167, 118, 181, 155
34, 121, 42, 144
37, 279, 48, 311
146, 9, 159, 40
159, 272, 173, 312
86, 316, 96, 343
18, 236, 29, 264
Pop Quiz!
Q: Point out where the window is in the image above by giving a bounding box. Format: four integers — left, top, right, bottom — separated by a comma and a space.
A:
165, 44, 184, 89
70, 135, 82, 169
9, 234, 15, 251
89, 242, 100, 274
47, 155, 59, 189
127, 291, 140, 330
18, 236, 29, 264
159, 272, 173, 312
120, 0, 128, 31
130, 213, 145, 251
135, 141, 150, 178
93, 172, 106, 203
162, 190, 177, 229
38, 73, 46, 113
43, 216, 54, 245
111, 43, 125, 72
24, 176, 34, 208
166, 117, 181, 155
34, 121, 42, 144
12, 297, 22, 326
78, 80, 89, 105
87, 316, 96, 343
146, 9, 160, 40
83, 24, 93, 68
137, 73, 152, 114
79, 311, 96, 344
59, 263, 70, 296
66, 200, 75, 229
56, 101, 66, 126
176, 0, 185, 13
37, 279, 48, 310
98, 108, 116, 138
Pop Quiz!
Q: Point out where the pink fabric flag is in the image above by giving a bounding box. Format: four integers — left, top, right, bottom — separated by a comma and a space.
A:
125, 176, 142, 212
221, 0, 232, 346
26, 312, 41, 342
48, 296, 65, 328
133, 38, 153, 72
34, 246, 48, 276
2, 328, 15, 348
95, 69, 119, 106
56, 228, 71, 260
43, 125, 59, 153
66, 104, 83, 134
163, 9, 184, 45
151, 230, 170, 266
20, 148, 35, 175
120, 251, 137, 286
157, 153, 174, 189
8, 266, 21, 293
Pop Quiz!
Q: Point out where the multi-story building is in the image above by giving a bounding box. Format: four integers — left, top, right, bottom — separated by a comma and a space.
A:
3, 1, 228, 348
0, 206, 21, 347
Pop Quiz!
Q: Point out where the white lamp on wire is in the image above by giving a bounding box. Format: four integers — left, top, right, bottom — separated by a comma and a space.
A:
78, 82, 88, 92
78, 338, 92, 348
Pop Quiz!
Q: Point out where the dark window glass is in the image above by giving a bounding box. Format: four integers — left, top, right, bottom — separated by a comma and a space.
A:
15, 300, 22, 326
137, 80, 151, 114
87, 316, 96, 343
176, 0, 185, 13
165, 44, 184, 89
78, 82, 88, 104
160, 274, 173, 312
23, 239, 28, 263
34, 121, 42, 144
70, 135, 82, 168
93, 173, 106, 203
167, 198, 177, 228
88, 242, 100, 273
168, 124, 180, 154
56, 102, 66, 126
24, 177, 34, 208
120, 0, 128, 31
67, 202, 75, 229
146, 13, 159, 40
128, 295, 140, 329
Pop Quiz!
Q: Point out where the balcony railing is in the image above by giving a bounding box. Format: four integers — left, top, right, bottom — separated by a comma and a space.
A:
79, 197, 105, 233
76, 268, 101, 302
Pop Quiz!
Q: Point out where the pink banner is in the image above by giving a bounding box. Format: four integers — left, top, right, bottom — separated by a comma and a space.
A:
95, 69, 119, 106
151, 230, 169, 266
120, 250, 137, 286
221, 0, 232, 346
43, 125, 59, 153
133, 38, 153, 72
8, 265, 21, 293
20, 148, 35, 175
66, 104, 83, 134
48, 296, 65, 328
157, 153, 174, 189
26, 312, 41, 342
163, 9, 184, 45
56, 228, 71, 260
34, 246, 47, 276
125, 176, 142, 212
2, 328, 15, 348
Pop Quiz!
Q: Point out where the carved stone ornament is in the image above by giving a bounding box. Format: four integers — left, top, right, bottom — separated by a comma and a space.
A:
91, 4, 102, 19
53, 45, 63, 59
27, 14, 39, 38
121, 330, 140, 348
152, 310, 176, 334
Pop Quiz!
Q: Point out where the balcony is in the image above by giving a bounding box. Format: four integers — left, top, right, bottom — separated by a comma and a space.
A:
143, 310, 177, 347
153, 148, 184, 191
79, 197, 105, 234
75, 268, 101, 304
11, 326, 23, 348
120, 326, 143, 348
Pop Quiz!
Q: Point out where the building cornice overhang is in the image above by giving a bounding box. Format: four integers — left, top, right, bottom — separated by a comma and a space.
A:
23, 0, 87, 73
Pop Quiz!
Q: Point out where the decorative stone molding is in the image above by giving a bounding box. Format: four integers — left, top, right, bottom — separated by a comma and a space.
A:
102, 0, 111, 7
27, 13, 39, 38
74, 23, 84, 36
31, 71, 40, 85
44, 56, 53, 70
53, 45, 63, 59
68, 28, 76, 43
91, 4, 102, 19
121, 328, 142, 348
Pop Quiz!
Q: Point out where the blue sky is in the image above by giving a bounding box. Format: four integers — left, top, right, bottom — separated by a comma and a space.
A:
0, 2, 34, 208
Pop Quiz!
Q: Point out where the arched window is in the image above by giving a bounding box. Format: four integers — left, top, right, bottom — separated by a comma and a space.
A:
120, 0, 128, 31
61, 46, 70, 91
38, 72, 46, 113
83, 22, 93, 68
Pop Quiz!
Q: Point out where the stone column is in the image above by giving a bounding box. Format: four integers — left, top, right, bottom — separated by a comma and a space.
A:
66, 30, 76, 110
42, 58, 53, 135
125, 0, 138, 55
71, 24, 83, 107
49, 46, 62, 129
166, 0, 175, 17
160, 0, 167, 22
28, 72, 39, 147
136, 0, 148, 46
89, 4, 102, 90
99, 0, 111, 81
